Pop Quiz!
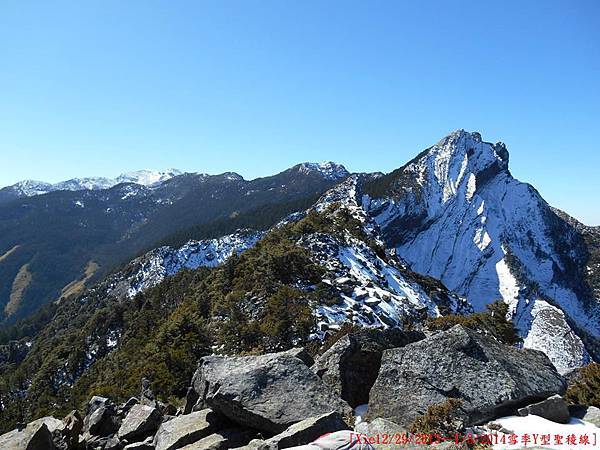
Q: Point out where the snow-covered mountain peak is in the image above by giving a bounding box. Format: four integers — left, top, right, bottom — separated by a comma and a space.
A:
298, 162, 349, 180
362, 130, 600, 371
1, 169, 184, 198
115, 168, 183, 186
413, 130, 510, 203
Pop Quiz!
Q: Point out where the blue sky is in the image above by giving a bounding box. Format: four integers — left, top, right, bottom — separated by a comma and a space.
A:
1, 0, 599, 224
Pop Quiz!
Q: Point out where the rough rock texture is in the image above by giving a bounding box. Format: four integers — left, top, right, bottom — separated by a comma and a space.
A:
60, 410, 83, 449
183, 387, 199, 415
263, 412, 349, 449
0, 419, 57, 450
312, 329, 424, 407
365, 131, 600, 370
153, 409, 222, 450
178, 429, 255, 450
569, 405, 600, 427
83, 396, 120, 438
368, 325, 567, 427
517, 395, 570, 424
192, 349, 351, 433
123, 437, 155, 449
118, 404, 162, 441
86, 435, 121, 449
354, 417, 407, 439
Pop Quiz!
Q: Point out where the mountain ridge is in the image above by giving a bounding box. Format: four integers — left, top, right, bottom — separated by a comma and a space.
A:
0, 129, 598, 434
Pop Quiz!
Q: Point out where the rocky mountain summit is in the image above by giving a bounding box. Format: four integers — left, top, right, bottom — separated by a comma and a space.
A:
3, 326, 596, 450
361, 130, 600, 371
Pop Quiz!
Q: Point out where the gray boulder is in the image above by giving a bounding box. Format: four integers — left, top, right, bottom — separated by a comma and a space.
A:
178, 429, 256, 450
312, 329, 424, 407
118, 404, 162, 441
58, 410, 83, 449
0, 418, 59, 450
263, 411, 349, 449
355, 417, 407, 440
368, 325, 566, 427
570, 405, 600, 427
153, 409, 222, 450
192, 349, 351, 433
230, 439, 269, 450
124, 437, 155, 449
85, 436, 121, 449
83, 397, 120, 438
118, 397, 140, 418
517, 395, 570, 423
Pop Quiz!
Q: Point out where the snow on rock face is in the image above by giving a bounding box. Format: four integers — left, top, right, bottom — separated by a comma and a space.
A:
364, 130, 600, 370
298, 162, 350, 180
2, 169, 183, 197
125, 230, 264, 298
304, 176, 470, 337
63, 229, 263, 378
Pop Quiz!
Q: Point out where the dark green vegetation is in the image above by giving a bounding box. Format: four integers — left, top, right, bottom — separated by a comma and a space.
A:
565, 363, 600, 407
425, 301, 520, 346
0, 167, 345, 323
0, 209, 356, 432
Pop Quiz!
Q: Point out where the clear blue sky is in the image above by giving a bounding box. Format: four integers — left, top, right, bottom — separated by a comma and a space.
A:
1, 1, 599, 224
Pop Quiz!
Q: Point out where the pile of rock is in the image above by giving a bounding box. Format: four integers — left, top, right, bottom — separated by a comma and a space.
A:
2, 325, 595, 450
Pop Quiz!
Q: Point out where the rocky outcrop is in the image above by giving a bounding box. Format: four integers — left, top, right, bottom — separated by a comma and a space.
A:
59, 410, 83, 449
117, 404, 162, 441
83, 396, 120, 439
0, 418, 59, 450
355, 417, 407, 440
569, 405, 600, 427
262, 412, 349, 449
312, 329, 424, 407
153, 409, 222, 450
1, 331, 586, 450
517, 395, 570, 424
177, 428, 255, 450
191, 349, 351, 433
368, 325, 567, 427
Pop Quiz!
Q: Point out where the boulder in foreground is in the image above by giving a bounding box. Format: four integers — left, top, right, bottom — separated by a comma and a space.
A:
368, 325, 566, 427
153, 408, 222, 450
192, 348, 351, 433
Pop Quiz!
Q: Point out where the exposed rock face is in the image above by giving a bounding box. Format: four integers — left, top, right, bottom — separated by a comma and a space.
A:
153, 409, 222, 450
177, 429, 255, 450
312, 329, 424, 407
60, 410, 83, 449
117, 404, 162, 441
569, 405, 600, 427
368, 325, 567, 427
262, 412, 349, 449
517, 395, 570, 424
83, 396, 120, 438
365, 130, 600, 370
354, 417, 407, 440
123, 439, 155, 450
192, 349, 351, 433
85, 435, 121, 449
0, 418, 57, 450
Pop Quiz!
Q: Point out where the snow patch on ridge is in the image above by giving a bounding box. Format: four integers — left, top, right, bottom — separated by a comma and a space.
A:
126, 230, 264, 298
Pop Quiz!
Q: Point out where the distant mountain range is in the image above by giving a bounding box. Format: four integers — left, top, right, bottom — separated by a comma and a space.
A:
0, 169, 184, 203
0, 162, 349, 323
